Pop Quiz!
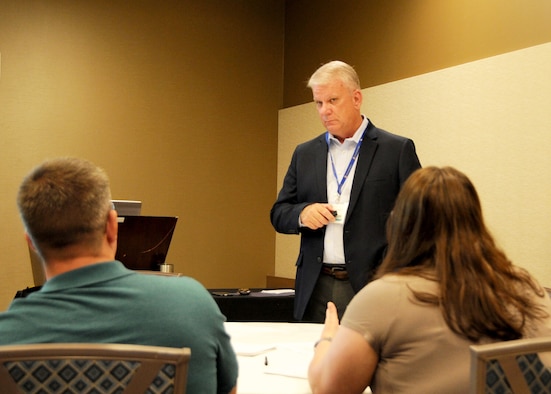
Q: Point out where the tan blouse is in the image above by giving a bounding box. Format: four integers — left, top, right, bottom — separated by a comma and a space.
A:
341, 274, 551, 394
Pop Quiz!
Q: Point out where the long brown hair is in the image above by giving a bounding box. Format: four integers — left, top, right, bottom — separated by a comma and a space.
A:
376, 166, 547, 341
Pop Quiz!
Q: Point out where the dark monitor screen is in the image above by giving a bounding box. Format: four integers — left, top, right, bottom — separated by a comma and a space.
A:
115, 216, 178, 271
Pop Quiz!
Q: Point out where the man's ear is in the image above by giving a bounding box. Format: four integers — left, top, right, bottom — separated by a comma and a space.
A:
106, 209, 118, 244
353, 89, 363, 109
25, 233, 37, 252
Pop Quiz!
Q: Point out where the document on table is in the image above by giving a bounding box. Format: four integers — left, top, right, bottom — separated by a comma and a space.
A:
233, 343, 277, 357
248, 289, 295, 297
261, 289, 295, 294
263, 343, 314, 379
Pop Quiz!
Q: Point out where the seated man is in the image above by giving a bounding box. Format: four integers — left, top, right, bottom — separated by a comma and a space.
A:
0, 157, 238, 394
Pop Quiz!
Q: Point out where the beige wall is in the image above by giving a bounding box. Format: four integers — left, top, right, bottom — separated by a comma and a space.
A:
0, 0, 284, 310
276, 42, 551, 286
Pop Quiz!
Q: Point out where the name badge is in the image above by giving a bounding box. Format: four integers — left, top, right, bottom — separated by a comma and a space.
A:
332, 202, 349, 224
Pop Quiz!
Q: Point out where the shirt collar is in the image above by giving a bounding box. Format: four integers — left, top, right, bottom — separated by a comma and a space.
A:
327, 115, 369, 145
40, 261, 133, 293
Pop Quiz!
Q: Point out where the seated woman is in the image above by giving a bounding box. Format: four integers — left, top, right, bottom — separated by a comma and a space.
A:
308, 166, 551, 394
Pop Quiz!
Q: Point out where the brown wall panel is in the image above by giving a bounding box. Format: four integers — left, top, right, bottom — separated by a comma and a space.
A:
0, 0, 284, 309
284, 0, 551, 107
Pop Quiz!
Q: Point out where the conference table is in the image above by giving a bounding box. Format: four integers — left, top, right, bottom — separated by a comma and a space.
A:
224, 321, 372, 394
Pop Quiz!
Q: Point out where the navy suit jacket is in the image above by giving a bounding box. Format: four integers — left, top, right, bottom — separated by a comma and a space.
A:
270, 120, 421, 320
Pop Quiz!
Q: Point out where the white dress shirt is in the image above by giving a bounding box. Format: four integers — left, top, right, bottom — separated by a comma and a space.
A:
323, 116, 369, 265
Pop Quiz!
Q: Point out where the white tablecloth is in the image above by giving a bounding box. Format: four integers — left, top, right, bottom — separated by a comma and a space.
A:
225, 322, 371, 394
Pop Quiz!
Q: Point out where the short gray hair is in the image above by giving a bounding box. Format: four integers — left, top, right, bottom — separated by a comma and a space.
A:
307, 60, 361, 91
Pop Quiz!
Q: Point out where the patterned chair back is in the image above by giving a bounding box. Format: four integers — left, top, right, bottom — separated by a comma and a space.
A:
0, 343, 190, 394
470, 337, 551, 393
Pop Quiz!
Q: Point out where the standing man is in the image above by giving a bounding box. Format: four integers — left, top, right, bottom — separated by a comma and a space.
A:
0, 157, 238, 394
271, 61, 421, 322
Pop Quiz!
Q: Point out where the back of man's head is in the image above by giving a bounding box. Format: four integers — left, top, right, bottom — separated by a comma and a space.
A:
17, 157, 112, 260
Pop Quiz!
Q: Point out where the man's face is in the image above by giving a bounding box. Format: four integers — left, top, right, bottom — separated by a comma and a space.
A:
312, 80, 362, 141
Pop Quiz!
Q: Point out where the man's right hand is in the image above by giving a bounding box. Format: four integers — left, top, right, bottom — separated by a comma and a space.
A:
299, 203, 336, 230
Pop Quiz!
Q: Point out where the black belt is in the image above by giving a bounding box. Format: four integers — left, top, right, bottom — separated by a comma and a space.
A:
321, 264, 349, 281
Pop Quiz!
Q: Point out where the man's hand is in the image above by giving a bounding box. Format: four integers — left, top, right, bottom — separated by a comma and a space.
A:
299, 203, 336, 230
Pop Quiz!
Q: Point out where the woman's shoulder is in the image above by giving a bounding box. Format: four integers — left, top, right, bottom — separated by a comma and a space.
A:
367, 273, 437, 292
349, 274, 438, 309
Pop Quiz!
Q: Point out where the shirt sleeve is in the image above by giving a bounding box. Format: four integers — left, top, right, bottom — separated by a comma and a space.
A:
216, 332, 238, 394
341, 277, 405, 354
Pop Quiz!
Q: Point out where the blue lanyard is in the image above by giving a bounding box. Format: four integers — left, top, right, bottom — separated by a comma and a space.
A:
326, 130, 365, 196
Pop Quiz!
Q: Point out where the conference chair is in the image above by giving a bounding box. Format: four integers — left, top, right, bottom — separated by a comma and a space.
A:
0, 343, 191, 394
470, 336, 551, 393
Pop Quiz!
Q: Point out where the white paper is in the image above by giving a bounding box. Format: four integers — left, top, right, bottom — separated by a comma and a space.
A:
260, 289, 295, 295
263, 347, 312, 379
233, 343, 277, 357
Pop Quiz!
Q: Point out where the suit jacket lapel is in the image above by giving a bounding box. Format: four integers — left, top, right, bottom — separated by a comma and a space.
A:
314, 134, 329, 201
347, 123, 378, 220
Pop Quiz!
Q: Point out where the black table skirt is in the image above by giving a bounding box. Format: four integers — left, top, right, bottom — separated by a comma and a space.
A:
209, 288, 295, 322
